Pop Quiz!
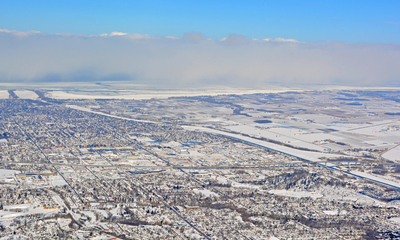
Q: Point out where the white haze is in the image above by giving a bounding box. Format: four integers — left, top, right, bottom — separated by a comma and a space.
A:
0, 29, 399, 88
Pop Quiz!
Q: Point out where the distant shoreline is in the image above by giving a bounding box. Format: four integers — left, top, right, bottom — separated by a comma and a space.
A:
1, 82, 400, 100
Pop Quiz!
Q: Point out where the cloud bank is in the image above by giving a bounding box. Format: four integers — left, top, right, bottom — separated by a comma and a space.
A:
0, 28, 399, 87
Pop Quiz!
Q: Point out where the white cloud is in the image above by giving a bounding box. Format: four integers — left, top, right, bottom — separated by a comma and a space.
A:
263, 38, 299, 43
100, 31, 129, 37
100, 31, 151, 40
124, 33, 151, 40
109, 31, 128, 36
165, 36, 180, 40
0, 28, 41, 37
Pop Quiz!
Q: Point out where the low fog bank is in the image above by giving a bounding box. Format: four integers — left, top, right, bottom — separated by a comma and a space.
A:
1, 29, 399, 88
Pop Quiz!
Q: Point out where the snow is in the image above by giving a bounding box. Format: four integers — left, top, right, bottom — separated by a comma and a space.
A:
67, 104, 155, 123
91, 234, 121, 240
349, 170, 400, 189
20, 174, 67, 187
189, 151, 202, 156
0, 234, 29, 239
81, 210, 96, 222
292, 132, 344, 144
58, 218, 72, 229
90, 234, 123, 240
323, 210, 347, 215
193, 189, 219, 198
161, 141, 182, 148
94, 209, 109, 219
268, 190, 322, 199
52, 195, 67, 209
109, 205, 121, 217
14, 90, 38, 99
48, 87, 295, 100
183, 126, 343, 163
0, 205, 60, 219
3, 204, 30, 210
317, 186, 385, 205
348, 120, 398, 134
225, 125, 326, 152
215, 176, 260, 190
133, 137, 155, 144
127, 159, 156, 167
390, 217, 400, 224
0, 169, 17, 179
0, 90, 9, 99
231, 181, 260, 190
382, 145, 400, 162
365, 139, 390, 146
49, 175, 68, 186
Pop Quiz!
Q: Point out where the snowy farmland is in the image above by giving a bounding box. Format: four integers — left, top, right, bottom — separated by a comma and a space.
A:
0, 91, 9, 99
14, 90, 39, 99
383, 145, 400, 162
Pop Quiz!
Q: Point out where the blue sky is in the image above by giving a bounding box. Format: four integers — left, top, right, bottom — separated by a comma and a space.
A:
1, 0, 399, 42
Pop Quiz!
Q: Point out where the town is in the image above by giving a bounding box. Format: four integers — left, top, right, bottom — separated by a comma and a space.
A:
0, 89, 400, 239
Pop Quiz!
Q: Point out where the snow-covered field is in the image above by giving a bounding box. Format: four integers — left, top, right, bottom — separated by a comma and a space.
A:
193, 189, 219, 198
48, 175, 68, 186
48, 87, 296, 100
0, 90, 9, 99
14, 90, 38, 99
382, 145, 400, 162
391, 217, 400, 224
268, 190, 323, 199
0, 169, 17, 179
225, 125, 326, 152
0, 204, 60, 220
